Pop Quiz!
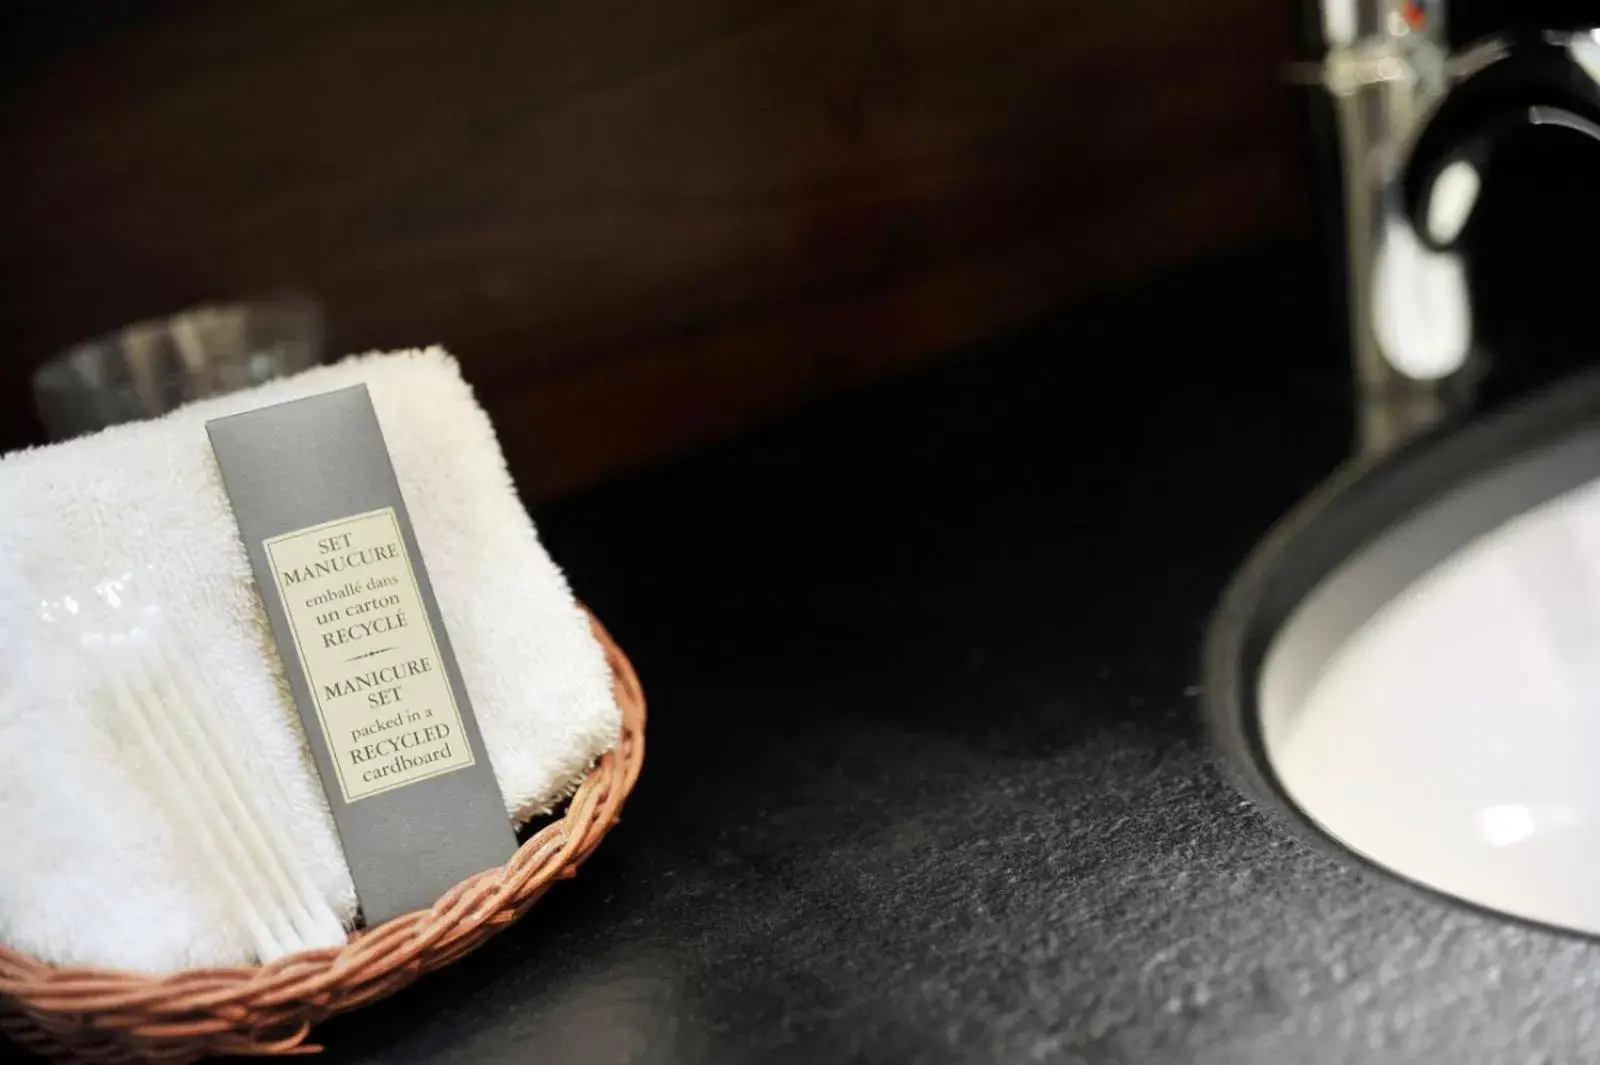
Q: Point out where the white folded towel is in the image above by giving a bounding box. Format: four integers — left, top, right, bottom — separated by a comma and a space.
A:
0, 348, 620, 973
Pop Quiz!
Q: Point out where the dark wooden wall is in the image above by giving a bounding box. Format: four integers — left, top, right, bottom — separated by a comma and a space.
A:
0, 0, 1301, 498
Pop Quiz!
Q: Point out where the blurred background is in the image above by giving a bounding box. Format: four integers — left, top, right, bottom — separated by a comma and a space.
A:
2, 1, 1598, 495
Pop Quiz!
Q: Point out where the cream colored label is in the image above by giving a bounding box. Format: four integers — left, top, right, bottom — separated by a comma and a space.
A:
264, 507, 475, 802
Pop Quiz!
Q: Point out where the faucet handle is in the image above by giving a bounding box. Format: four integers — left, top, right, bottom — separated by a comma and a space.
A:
1314, 0, 1446, 53
1400, 34, 1600, 252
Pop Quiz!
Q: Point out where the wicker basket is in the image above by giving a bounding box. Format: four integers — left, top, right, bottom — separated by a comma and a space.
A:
0, 612, 646, 1065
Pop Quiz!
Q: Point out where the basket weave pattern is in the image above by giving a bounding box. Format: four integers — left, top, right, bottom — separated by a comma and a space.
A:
0, 613, 646, 1065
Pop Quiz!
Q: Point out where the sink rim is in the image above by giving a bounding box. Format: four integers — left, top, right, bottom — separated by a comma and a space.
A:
1203, 364, 1600, 937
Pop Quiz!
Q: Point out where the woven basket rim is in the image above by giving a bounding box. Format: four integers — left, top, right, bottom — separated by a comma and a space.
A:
0, 609, 645, 1064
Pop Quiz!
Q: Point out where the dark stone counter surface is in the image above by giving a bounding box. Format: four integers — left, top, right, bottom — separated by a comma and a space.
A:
298, 244, 1600, 1065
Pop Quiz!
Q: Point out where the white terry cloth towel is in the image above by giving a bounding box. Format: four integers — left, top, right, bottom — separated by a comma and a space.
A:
0, 348, 620, 974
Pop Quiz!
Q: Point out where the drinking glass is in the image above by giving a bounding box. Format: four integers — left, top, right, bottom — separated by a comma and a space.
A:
32, 295, 323, 439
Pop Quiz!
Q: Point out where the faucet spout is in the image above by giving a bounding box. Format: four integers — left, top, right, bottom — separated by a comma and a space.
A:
1309, 0, 1600, 454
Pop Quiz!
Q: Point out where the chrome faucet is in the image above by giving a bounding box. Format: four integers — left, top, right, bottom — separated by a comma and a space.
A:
1306, 1, 1600, 452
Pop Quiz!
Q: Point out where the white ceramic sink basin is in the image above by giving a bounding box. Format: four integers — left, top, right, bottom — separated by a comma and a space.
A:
1266, 475, 1600, 933
1206, 369, 1600, 936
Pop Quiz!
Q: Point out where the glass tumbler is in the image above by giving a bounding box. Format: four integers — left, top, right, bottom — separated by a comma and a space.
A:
32, 295, 324, 440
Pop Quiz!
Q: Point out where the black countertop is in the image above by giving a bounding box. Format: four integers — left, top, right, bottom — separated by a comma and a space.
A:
302, 243, 1600, 1065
